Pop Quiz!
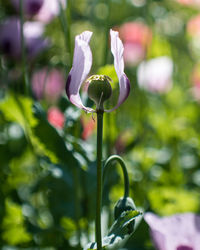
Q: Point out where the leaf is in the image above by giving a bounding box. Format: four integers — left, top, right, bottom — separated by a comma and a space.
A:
32, 102, 78, 165
0, 93, 38, 131
84, 210, 142, 250
0, 93, 79, 166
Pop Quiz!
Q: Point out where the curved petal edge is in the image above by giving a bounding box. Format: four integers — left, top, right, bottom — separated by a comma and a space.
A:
106, 29, 130, 112
66, 31, 94, 113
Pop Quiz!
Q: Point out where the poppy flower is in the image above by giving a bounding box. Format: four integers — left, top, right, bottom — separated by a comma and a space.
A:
0, 18, 49, 59
31, 68, 65, 103
144, 212, 200, 250
66, 29, 130, 113
34, 0, 66, 24
11, 0, 44, 16
118, 22, 152, 66
47, 107, 65, 129
137, 56, 173, 94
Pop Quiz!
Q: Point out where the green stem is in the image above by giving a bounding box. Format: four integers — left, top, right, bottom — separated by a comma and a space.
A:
103, 0, 111, 65
19, 0, 29, 95
96, 111, 104, 250
59, 0, 72, 66
72, 167, 81, 247
103, 155, 129, 198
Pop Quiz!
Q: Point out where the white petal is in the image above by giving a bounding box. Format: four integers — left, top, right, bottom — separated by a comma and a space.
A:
66, 31, 94, 112
106, 29, 130, 112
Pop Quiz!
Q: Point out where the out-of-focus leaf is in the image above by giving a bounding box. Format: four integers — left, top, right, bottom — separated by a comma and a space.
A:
32, 103, 79, 166
2, 199, 32, 245
0, 93, 38, 131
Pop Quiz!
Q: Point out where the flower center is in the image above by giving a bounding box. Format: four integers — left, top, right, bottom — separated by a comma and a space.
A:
176, 246, 194, 250
28, 1, 43, 15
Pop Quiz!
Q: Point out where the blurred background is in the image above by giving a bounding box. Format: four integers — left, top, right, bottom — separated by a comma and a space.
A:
0, 0, 200, 249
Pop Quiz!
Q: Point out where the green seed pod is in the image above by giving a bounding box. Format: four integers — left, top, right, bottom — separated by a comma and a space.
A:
87, 75, 112, 111
114, 197, 136, 220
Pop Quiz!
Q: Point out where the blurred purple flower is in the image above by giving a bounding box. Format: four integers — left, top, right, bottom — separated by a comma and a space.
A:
31, 68, 65, 103
11, 0, 44, 16
66, 29, 130, 113
137, 56, 173, 94
34, 0, 66, 23
0, 18, 49, 59
144, 212, 200, 250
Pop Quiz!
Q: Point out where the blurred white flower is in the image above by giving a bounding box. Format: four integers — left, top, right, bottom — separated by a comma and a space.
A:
137, 56, 173, 93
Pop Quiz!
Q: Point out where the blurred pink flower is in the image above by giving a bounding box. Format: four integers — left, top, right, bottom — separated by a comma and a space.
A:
118, 22, 152, 66
47, 107, 65, 129
187, 15, 200, 37
11, 0, 44, 16
190, 64, 200, 101
176, 0, 200, 7
0, 18, 48, 59
144, 212, 200, 250
31, 68, 65, 103
81, 117, 96, 140
34, 0, 66, 23
137, 56, 173, 93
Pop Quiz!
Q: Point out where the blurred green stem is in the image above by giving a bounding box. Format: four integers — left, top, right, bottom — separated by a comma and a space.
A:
59, 0, 72, 66
72, 167, 81, 247
19, 0, 29, 95
96, 111, 104, 250
103, 0, 111, 65
103, 155, 129, 198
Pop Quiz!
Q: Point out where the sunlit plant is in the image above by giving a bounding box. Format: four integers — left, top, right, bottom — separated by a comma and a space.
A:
66, 29, 142, 250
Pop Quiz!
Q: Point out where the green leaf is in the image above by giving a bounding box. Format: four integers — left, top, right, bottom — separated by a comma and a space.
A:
84, 210, 142, 250
0, 93, 78, 166
32, 103, 78, 165
0, 93, 38, 131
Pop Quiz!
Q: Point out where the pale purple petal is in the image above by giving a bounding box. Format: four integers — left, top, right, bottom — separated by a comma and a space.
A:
144, 212, 200, 250
34, 0, 66, 23
106, 29, 130, 112
66, 31, 94, 112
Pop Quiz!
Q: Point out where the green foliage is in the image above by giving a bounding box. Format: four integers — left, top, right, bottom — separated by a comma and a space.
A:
1, 0, 200, 249
2, 200, 32, 245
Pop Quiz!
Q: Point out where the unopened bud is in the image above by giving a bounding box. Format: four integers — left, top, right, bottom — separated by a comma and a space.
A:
114, 197, 136, 220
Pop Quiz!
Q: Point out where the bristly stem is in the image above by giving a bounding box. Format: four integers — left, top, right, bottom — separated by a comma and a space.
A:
103, 155, 129, 198
19, 0, 29, 95
96, 110, 104, 250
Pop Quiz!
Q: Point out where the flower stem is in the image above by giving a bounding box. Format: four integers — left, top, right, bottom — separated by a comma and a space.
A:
103, 0, 111, 65
103, 155, 129, 198
96, 110, 104, 250
72, 167, 81, 247
59, 0, 72, 66
19, 0, 29, 95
